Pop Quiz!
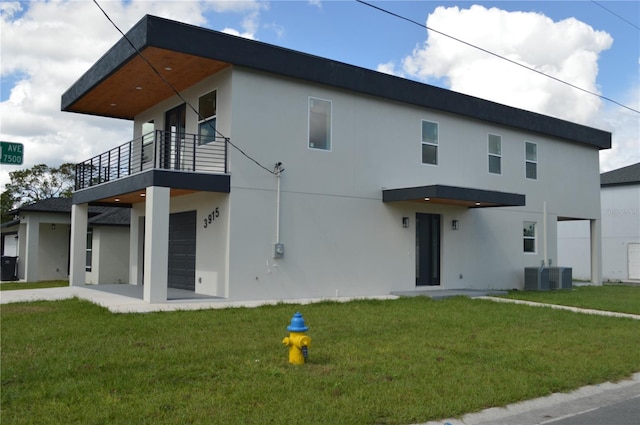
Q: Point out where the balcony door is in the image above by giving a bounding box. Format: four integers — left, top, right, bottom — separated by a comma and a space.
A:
164, 104, 186, 169
416, 213, 441, 286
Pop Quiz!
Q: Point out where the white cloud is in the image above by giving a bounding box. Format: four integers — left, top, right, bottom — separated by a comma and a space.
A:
221, 27, 256, 40
399, 5, 613, 124
376, 61, 401, 77
308, 0, 322, 9
598, 84, 640, 172
206, 0, 266, 14
381, 5, 638, 173
0, 0, 270, 190
222, 9, 263, 40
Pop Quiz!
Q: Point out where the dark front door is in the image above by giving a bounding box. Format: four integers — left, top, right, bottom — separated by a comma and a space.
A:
164, 104, 186, 169
168, 211, 196, 291
416, 213, 441, 286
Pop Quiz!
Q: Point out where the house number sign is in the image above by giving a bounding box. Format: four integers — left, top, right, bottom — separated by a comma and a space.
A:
203, 207, 220, 229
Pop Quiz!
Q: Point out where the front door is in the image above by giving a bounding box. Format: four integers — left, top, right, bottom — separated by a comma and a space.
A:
168, 211, 197, 291
416, 213, 441, 286
164, 104, 186, 169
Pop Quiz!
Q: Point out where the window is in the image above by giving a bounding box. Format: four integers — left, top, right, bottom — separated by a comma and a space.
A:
525, 141, 537, 179
309, 97, 331, 150
85, 228, 93, 272
142, 120, 154, 163
421, 120, 438, 165
198, 90, 217, 145
523, 222, 536, 253
488, 134, 501, 174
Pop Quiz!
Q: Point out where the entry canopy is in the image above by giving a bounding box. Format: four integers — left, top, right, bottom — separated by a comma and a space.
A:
382, 185, 525, 208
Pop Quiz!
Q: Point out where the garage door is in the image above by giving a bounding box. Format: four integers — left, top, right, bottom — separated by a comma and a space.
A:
168, 211, 196, 291
629, 243, 640, 280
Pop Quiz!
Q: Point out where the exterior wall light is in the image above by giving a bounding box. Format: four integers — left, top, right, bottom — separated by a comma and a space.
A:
452, 220, 459, 230
402, 217, 410, 228
51, 224, 56, 231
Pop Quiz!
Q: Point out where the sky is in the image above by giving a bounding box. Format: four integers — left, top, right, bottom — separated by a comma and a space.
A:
1, 0, 638, 191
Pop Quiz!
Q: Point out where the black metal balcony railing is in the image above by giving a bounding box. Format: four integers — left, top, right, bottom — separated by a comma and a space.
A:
75, 130, 228, 190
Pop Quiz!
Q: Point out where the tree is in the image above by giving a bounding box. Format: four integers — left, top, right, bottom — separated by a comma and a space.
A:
1, 190, 17, 223
1, 164, 76, 221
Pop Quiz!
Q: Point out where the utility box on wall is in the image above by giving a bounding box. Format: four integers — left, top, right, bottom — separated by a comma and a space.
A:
274, 243, 284, 259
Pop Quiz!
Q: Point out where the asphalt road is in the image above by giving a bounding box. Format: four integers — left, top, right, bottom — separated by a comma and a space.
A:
422, 372, 640, 425
545, 396, 640, 425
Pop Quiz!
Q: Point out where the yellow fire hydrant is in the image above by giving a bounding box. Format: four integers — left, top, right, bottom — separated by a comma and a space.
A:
282, 312, 311, 364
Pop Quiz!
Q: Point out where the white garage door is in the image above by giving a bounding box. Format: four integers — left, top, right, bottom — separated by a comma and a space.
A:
629, 243, 640, 280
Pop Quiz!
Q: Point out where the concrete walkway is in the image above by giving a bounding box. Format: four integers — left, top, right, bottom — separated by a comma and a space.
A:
2, 285, 639, 320
479, 296, 640, 320
0, 284, 398, 313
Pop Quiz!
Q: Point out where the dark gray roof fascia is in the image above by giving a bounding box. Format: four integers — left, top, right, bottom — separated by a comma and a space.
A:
12, 197, 72, 214
601, 162, 640, 187
62, 15, 611, 151
10, 198, 129, 226
1, 219, 20, 229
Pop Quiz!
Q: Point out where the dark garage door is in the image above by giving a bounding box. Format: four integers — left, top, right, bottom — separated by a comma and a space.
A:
168, 210, 196, 291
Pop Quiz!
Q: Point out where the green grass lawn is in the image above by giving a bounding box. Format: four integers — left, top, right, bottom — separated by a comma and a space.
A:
0, 280, 69, 291
502, 285, 640, 315
2, 296, 639, 425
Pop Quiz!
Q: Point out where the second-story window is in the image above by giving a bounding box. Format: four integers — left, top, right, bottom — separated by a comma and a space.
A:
421, 120, 438, 165
142, 120, 154, 164
309, 97, 331, 151
488, 134, 501, 174
198, 90, 217, 145
525, 141, 537, 180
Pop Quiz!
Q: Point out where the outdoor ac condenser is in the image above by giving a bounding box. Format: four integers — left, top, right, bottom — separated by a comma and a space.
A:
524, 267, 573, 291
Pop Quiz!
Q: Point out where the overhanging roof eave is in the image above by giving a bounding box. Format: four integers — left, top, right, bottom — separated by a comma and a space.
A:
61, 15, 612, 149
382, 185, 526, 208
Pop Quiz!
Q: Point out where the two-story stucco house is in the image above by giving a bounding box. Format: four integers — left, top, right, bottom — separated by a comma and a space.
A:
61, 15, 611, 303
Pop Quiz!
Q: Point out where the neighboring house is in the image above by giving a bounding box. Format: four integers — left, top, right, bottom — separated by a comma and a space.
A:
61, 15, 610, 303
0, 198, 130, 283
558, 163, 640, 282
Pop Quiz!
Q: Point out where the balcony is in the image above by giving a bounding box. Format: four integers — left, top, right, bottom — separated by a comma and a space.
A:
75, 130, 228, 191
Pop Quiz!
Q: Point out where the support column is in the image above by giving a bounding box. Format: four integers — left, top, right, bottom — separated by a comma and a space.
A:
590, 219, 602, 285
128, 205, 143, 286
69, 203, 88, 287
23, 215, 40, 282
143, 186, 170, 303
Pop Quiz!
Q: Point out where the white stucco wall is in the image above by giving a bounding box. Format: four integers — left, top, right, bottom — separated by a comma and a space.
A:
559, 183, 640, 281
557, 220, 592, 279
219, 67, 602, 299
37, 222, 70, 281
170, 192, 229, 297
13, 213, 70, 281
129, 65, 604, 301
127, 192, 229, 297
86, 226, 130, 284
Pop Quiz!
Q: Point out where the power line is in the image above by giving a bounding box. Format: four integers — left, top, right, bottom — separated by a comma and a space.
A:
356, 0, 639, 115
591, 0, 640, 30
92, 0, 278, 175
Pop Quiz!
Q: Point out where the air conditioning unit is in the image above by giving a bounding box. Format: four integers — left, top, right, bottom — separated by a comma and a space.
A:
524, 267, 572, 290
549, 267, 572, 289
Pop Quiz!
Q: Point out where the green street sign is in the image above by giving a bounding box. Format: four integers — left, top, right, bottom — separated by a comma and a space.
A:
1, 141, 24, 165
